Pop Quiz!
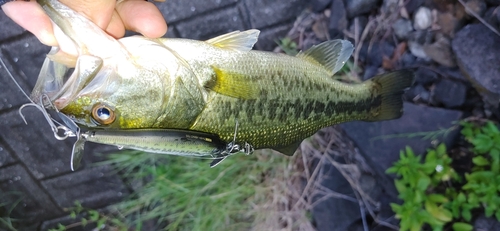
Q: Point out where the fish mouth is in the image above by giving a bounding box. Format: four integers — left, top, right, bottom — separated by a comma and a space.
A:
31, 53, 107, 110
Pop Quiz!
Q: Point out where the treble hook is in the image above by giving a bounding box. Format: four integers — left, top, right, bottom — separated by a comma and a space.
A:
228, 119, 239, 153
18, 95, 77, 140
225, 119, 254, 155
209, 119, 255, 168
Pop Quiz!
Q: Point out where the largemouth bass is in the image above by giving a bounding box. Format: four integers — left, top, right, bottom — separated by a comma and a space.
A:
33, 0, 414, 156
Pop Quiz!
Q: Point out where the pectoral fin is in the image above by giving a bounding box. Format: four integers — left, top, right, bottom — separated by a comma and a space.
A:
206, 66, 259, 99
205, 30, 260, 52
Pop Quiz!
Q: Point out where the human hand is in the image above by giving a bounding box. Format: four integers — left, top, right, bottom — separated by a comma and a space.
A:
1, 0, 168, 46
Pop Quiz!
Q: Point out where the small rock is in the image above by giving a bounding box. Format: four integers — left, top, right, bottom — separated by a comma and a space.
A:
408, 41, 429, 59
340, 102, 463, 173
392, 18, 414, 39
436, 66, 468, 82
328, 0, 348, 39
465, 0, 487, 17
452, 23, 500, 108
345, 0, 379, 18
359, 41, 395, 67
474, 214, 500, 230
414, 67, 438, 85
414, 7, 433, 30
486, 0, 500, 4
405, 84, 431, 103
407, 30, 433, 60
311, 0, 332, 12
497, 8, 500, 25
437, 11, 462, 38
484, 7, 499, 27
363, 65, 379, 80
423, 35, 457, 67
382, 0, 399, 14
400, 51, 417, 67
432, 79, 468, 108
311, 155, 363, 231
405, 0, 424, 14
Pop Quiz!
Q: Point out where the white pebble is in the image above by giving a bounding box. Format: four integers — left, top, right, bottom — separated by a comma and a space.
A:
413, 7, 432, 30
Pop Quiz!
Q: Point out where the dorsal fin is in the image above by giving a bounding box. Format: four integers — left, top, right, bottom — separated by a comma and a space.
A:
296, 40, 353, 74
205, 30, 260, 52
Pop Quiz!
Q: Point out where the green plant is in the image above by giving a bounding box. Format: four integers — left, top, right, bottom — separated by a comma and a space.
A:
461, 121, 500, 220
49, 201, 128, 231
276, 37, 299, 55
387, 145, 457, 231
0, 191, 25, 231
46, 143, 310, 231
117, 152, 262, 230
370, 124, 459, 144
388, 121, 500, 231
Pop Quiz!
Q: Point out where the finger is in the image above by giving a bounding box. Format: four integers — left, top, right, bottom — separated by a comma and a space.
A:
60, 0, 116, 30
116, 0, 167, 38
2, 1, 58, 46
105, 10, 126, 38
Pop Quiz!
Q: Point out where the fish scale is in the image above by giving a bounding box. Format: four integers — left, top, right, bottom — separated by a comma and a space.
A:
173, 50, 378, 149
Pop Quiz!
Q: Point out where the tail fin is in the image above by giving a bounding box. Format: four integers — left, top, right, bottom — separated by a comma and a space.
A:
363, 69, 415, 121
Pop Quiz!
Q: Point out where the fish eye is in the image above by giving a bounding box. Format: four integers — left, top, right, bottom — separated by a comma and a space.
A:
91, 104, 115, 125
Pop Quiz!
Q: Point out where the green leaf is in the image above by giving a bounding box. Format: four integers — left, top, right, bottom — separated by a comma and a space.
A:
410, 219, 423, 231
492, 158, 500, 173
428, 194, 448, 203
386, 166, 398, 174
426, 150, 437, 163
452, 222, 473, 231
390, 203, 402, 215
485, 121, 499, 135
485, 206, 494, 217
467, 171, 494, 182
70, 211, 76, 219
462, 207, 472, 222
473, 134, 494, 153
89, 210, 99, 221
417, 177, 431, 191
57, 223, 65, 231
394, 180, 407, 194
461, 126, 473, 139
97, 218, 106, 229
490, 148, 500, 160
81, 218, 88, 226
436, 143, 446, 156
425, 201, 452, 222
414, 190, 425, 203
406, 146, 415, 157
472, 156, 490, 166
467, 193, 480, 207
